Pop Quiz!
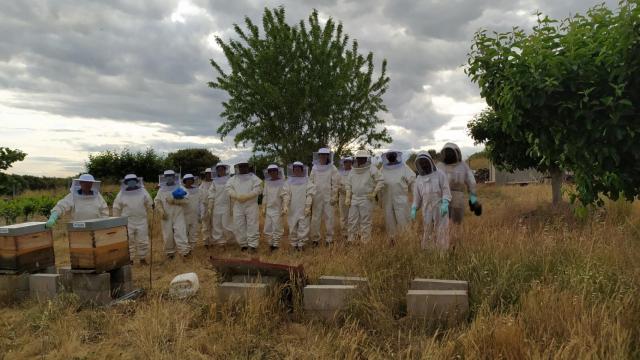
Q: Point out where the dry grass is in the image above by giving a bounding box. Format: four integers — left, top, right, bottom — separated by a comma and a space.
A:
1, 184, 639, 359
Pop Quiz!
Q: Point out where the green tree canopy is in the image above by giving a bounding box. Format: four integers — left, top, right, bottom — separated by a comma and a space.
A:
85, 148, 167, 183
466, 1, 640, 205
209, 7, 391, 164
165, 148, 220, 177
0, 147, 26, 171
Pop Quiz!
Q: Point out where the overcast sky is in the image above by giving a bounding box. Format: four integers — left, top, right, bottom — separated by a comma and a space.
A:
0, 0, 616, 177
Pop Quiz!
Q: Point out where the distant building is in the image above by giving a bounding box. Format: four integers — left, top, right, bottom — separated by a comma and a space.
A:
489, 164, 545, 185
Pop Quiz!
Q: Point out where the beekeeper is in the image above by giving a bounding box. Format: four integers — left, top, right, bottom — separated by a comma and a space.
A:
439, 143, 478, 224
411, 152, 452, 250
200, 168, 214, 248
380, 150, 416, 243
182, 173, 203, 251
309, 147, 340, 246
286, 162, 315, 250
112, 174, 153, 264
262, 164, 289, 251
154, 170, 190, 259
344, 150, 384, 244
225, 161, 262, 252
337, 157, 353, 233
46, 174, 109, 227
206, 163, 235, 247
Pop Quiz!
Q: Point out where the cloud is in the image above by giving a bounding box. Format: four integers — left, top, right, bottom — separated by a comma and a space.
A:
0, 0, 621, 176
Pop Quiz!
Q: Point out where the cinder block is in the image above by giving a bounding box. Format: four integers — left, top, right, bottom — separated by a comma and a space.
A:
71, 272, 111, 306
318, 275, 368, 287
57, 266, 73, 292
410, 278, 468, 291
29, 274, 62, 301
303, 285, 357, 320
406, 290, 469, 323
217, 282, 268, 304
109, 265, 133, 297
0, 274, 30, 301
231, 275, 278, 285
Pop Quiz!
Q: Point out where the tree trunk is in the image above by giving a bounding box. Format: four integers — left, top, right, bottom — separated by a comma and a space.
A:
550, 167, 563, 206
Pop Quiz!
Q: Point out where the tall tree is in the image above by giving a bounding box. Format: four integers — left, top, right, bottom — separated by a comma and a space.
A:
467, 1, 640, 206
86, 148, 167, 182
209, 7, 391, 164
0, 147, 26, 171
165, 148, 220, 176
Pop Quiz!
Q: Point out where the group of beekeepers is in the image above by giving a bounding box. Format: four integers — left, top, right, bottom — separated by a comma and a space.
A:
43, 143, 479, 263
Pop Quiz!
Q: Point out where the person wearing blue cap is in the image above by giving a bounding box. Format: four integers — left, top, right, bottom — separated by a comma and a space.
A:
154, 170, 190, 259
45, 174, 109, 228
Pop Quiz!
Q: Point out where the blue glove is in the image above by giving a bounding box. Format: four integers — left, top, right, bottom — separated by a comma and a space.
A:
410, 205, 417, 220
172, 187, 187, 199
45, 211, 59, 229
439, 199, 449, 217
469, 193, 478, 205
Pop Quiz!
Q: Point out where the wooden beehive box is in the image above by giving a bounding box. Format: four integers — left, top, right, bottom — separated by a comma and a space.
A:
67, 217, 130, 272
0, 222, 55, 273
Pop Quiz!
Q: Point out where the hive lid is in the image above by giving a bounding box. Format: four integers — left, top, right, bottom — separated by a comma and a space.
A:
67, 217, 128, 231
0, 222, 48, 236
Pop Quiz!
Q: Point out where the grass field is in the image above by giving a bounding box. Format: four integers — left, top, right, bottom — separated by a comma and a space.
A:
1, 184, 639, 359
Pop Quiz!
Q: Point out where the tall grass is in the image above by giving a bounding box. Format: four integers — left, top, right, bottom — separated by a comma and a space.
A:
0, 184, 638, 359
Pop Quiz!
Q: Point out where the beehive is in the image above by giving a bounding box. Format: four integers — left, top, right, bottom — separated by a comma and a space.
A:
0, 222, 55, 273
67, 217, 129, 272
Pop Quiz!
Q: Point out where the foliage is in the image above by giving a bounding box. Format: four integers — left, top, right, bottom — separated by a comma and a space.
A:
85, 148, 169, 183
0, 196, 60, 224
0, 147, 26, 171
209, 7, 391, 164
0, 173, 70, 197
165, 149, 220, 177
467, 1, 640, 205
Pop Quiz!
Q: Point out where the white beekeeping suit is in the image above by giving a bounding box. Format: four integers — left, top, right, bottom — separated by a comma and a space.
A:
154, 170, 190, 258
412, 152, 452, 250
206, 164, 234, 246
344, 150, 384, 243
262, 165, 289, 250
200, 168, 214, 247
112, 174, 153, 264
337, 157, 353, 233
286, 162, 315, 250
226, 162, 263, 252
182, 173, 203, 251
438, 143, 478, 224
309, 148, 340, 245
380, 151, 416, 242
47, 174, 109, 227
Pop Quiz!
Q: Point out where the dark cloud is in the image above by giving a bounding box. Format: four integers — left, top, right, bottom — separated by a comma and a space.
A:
0, 0, 621, 160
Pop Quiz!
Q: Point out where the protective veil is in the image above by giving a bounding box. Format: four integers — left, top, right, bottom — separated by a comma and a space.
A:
154, 171, 190, 256
337, 157, 353, 232
309, 148, 340, 244
51, 175, 109, 221
183, 174, 203, 251
262, 166, 289, 248
345, 151, 384, 243
206, 164, 234, 246
286, 162, 315, 249
226, 164, 263, 249
412, 153, 452, 250
380, 151, 416, 240
438, 143, 477, 224
112, 175, 153, 261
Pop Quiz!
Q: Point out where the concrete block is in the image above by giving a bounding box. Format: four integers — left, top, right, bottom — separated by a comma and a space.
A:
231, 275, 278, 285
217, 282, 268, 304
71, 272, 111, 306
57, 266, 73, 292
410, 278, 468, 291
303, 285, 357, 320
406, 290, 469, 323
108, 265, 133, 297
318, 275, 368, 287
0, 273, 30, 301
29, 274, 62, 301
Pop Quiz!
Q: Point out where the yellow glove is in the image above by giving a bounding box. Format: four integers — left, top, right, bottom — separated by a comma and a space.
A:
367, 192, 377, 201
281, 206, 288, 216
330, 195, 338, 206
304, 206, 312, 217
344, 191, 352, 207
261, 206, 266, 216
